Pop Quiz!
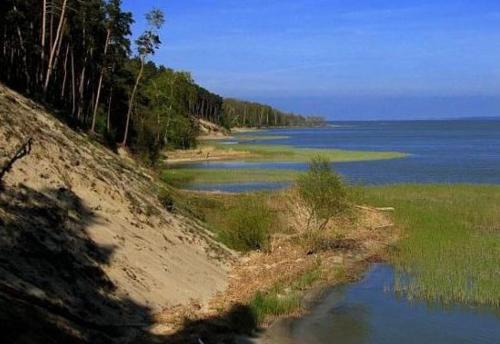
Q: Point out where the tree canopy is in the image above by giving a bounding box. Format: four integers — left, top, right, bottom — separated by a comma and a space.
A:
0, 0, 325, 164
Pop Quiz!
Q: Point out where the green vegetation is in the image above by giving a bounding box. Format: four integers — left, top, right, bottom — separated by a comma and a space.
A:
249, 264, 324, 324
297, 156, 351, 231
223, 98, 325, 128
161, 145, 405, 188
233, 135, 291, 141
219, 196, 273, 251
250, 291, 300, 324
181, 192, 277, 252
209, 142, 406, 162
361, 184, 500, 306
162, 168, 301, 187
1, 0, 320, 167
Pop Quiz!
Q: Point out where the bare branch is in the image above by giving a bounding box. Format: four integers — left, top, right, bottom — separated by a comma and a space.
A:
0, 137, 33, 183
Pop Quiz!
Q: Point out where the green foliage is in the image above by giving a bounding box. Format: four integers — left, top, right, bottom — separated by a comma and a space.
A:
0, 0, 326, 167
297, 156, 350, 230
219, 196, 273, 251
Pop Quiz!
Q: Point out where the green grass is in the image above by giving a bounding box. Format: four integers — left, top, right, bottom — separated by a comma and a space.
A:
161, 168, 302, 186
249, 265, 323, 324
179, 192, 278, 251
250, 291, 300, 324
233, 135, 291, 141
208, 142, 406, 162
361, 184, 500, 306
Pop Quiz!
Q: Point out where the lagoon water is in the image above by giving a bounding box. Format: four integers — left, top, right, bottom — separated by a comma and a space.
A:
184, 119, 500, 192
182, 119, 500, 342
282, 264, 500, 344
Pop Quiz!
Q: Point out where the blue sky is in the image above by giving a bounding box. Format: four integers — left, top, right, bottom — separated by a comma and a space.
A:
122, 0, 500, 119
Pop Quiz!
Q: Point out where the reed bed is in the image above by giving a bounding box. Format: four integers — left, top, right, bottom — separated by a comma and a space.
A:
362, 184, 500, 306
209, 142, 406, 162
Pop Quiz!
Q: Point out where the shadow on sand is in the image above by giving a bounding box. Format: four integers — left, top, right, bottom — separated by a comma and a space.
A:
0, 184, 152, 343
0, 184, 260, 343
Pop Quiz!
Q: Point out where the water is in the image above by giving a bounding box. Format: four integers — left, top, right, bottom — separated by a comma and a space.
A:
275, 264, 500, 344
182, 119, 500, 192
183, 120, 500, 341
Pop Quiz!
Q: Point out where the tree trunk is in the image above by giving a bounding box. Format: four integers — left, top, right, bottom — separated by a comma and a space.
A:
15, 22, 31, 92
163, 115, 171, 145
106, 86, 113, 131
91, 28, 111, 133
12, 6, 31, 92
43, 0, 68, 94
76, 54, 88, 121
122, 57, 145, 146
70, 47, 76, 115
49, 1, 54, 52
41, 0, 47, 81
60, 43, 69, 99
51, 18, 66, 73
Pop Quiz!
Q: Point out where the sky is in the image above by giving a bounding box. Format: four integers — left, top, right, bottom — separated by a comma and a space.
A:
122, 0, 500, 120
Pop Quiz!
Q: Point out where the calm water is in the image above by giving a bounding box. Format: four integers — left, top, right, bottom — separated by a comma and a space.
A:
282, 264, 500, 344
184, 120, 500, 341
183, 119, 500, 192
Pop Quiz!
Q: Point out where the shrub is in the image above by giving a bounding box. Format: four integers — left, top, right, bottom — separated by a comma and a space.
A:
158, 189, 175, 212
297, 156, 350, 231
219, 196, 272, 251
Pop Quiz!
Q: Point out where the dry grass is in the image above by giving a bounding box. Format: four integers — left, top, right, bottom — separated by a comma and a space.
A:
153, 188, 399, 334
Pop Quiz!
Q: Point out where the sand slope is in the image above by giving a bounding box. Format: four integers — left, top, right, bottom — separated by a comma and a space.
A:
0, 84, 233, 342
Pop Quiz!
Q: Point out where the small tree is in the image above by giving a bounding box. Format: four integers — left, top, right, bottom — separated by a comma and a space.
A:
122, 8, 164, 146
297, 156, 349, 232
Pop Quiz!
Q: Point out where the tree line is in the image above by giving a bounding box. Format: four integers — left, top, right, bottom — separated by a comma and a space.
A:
0, 0, 324, 164
223, 98, 325, 128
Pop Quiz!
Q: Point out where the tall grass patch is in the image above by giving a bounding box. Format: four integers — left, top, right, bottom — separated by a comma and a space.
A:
249, 291, 300, 324
249, 265, 323, 324
161, 168, 300, 187
362, 184, 500, 306
219, 196, 273, 251
180, 192, 276, 252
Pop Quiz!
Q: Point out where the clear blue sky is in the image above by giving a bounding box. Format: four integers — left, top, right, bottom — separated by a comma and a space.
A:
122, 0, 500, 120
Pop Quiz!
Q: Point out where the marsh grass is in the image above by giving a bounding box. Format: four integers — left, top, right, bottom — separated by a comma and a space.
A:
209, 142, 406, 162
161, 168, 301, 187
361, 184, 500, 306
233, 135, 290, 141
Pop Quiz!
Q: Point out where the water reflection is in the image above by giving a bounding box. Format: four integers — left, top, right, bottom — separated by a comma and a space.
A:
289, 264, 500, 344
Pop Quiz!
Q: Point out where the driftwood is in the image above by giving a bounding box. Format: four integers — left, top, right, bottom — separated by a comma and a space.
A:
355, 205, 395, 212
0, 137, 33, 182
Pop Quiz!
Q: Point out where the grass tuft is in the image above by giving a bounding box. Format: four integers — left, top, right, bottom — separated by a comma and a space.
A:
249, 291, 300, 324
